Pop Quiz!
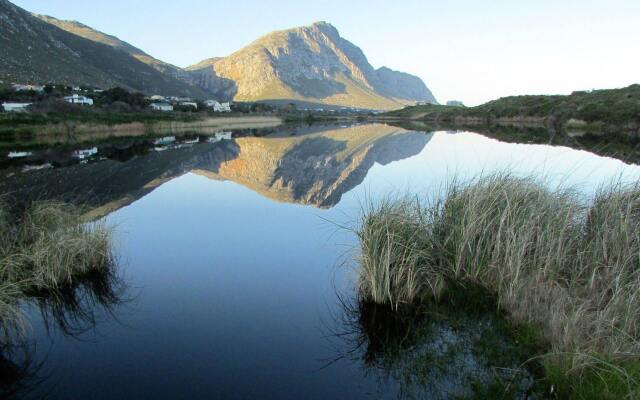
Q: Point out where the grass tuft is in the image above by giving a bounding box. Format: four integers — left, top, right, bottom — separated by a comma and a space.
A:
356, 174, 640, 397
0, 200, 115, 339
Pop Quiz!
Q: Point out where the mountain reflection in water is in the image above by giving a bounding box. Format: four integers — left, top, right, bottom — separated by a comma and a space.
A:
0, 124, 431, 216
1, 123, 638, 399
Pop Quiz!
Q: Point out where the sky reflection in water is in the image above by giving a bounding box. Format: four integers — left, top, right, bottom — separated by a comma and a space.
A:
11, 125, 640, 399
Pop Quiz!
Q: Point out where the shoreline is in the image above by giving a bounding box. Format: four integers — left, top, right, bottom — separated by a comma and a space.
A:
374, 115, 639, 138
0, 115, 283, 147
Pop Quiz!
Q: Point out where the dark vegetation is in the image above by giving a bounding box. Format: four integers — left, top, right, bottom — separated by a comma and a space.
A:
329, 285, 548, 399
388, 120, 640, 165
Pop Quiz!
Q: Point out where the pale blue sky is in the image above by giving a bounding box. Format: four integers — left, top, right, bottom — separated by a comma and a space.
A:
12, 0, 640, 105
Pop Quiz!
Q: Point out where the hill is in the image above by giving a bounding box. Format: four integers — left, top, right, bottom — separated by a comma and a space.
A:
385, 84, 640, 132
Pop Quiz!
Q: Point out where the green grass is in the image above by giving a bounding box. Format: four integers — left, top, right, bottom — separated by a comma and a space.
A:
0, 200, 115, 338
385, 84, 640, 128
355, 174, 640, 398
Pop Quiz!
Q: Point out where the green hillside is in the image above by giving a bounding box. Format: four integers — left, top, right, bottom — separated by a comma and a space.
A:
386, 85, 640, 127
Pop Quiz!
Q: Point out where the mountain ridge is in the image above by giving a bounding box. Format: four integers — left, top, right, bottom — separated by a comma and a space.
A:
187, 21, 437, 109
1, 1, 436, 109
0, 0, 210, 96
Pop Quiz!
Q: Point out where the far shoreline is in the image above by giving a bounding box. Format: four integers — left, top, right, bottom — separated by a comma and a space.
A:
0, 115, 283, 147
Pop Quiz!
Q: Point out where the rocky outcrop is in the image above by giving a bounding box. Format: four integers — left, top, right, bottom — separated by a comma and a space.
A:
375, 67, 436, 103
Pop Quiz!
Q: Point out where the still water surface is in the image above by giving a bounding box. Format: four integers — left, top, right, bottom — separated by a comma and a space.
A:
3, 123, 640, 399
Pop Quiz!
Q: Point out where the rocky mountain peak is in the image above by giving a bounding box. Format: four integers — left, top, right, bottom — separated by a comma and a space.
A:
188, 21, 436, 108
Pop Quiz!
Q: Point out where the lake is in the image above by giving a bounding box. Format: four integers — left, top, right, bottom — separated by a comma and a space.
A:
2, 123, 639, 399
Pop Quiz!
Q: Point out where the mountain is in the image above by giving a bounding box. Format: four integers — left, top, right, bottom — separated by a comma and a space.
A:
0, 0, 209, 96
186, 22, 437, 109
34, 14, 198, 84
0, 0, 436, 108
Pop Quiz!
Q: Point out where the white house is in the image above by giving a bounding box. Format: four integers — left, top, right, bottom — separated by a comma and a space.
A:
179, 101, 198, 110
216, 131, 232, 141
153, 136, 176, 146
12, 84, 44, 93
151, 103, 173, 111
8, 151, 33, 158
2, 102, 31, 112
149, 95, 165, 101
208, 131, 233, 143
64, 94, 94, 106
204, 100, 231, 112
72, 147, 98, 160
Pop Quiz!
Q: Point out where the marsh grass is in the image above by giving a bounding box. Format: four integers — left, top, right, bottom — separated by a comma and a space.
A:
356, 174, 640, 398
0, 200, 115, 339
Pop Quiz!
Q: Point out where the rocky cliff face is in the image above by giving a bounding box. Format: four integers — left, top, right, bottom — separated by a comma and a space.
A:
375, 67, 436, 102
187, 22, 437, 109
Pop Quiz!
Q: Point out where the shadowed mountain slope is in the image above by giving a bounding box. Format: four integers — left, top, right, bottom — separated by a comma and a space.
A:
0, 0, 209, 96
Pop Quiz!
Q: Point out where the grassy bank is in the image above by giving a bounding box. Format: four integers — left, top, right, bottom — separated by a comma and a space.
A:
0, 201, 115, 337
0, 114, 282, 148
356, 175, 640, 399
382, 84, 640, 136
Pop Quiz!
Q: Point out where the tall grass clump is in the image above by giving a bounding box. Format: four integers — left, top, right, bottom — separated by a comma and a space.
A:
0, 200, 114, 330
356, 174, 640, 398
357, 197, 440, 307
